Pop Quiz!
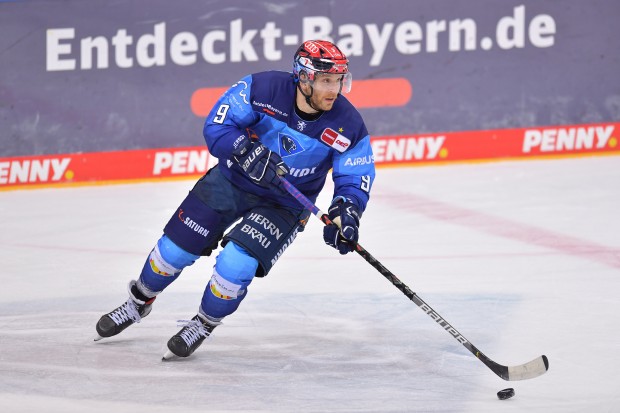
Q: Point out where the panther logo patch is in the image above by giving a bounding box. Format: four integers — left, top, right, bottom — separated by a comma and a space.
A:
279, 133, 304, 157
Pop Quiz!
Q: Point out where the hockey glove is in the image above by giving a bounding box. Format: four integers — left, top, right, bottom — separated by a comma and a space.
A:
323, 197, 360, 255
232, 135, 289, 192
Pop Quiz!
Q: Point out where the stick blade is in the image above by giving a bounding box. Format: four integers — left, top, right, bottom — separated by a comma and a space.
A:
506, 355, 549, 381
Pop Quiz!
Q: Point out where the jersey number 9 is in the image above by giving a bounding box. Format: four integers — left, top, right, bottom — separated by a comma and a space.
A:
213, 104, 230, 124
361, 175, 371, 192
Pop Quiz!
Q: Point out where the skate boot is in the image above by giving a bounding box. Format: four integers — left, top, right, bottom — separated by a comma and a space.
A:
162, 314, 220, 360
94, 280, 156, 341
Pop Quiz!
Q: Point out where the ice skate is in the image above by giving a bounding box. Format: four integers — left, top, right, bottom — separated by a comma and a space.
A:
162, 314, 220, 360
94, 280, 156, 341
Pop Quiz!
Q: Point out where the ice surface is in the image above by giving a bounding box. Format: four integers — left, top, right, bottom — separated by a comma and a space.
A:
1, 157, 619, 412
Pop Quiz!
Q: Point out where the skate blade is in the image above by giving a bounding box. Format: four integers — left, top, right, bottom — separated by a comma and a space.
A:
162, 349, 178, 361
93, 334, 105, 342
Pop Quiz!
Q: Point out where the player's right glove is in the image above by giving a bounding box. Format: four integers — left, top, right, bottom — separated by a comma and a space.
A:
232, 134, 289, 192
323, 197, 360, 255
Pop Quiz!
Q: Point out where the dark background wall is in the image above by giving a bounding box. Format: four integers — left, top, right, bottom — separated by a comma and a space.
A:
1, 0, 619, 157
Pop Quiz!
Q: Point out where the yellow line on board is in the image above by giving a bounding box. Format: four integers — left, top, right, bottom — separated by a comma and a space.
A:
1, 152, 618, 192
0, 174, 204, 192
376, 151, 620, 169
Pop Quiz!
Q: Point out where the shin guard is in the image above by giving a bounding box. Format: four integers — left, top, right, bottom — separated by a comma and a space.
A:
138, 235, 199, 295
200, 242, 258, 319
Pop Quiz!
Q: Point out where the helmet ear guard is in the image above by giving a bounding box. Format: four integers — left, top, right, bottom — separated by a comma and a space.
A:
298, 70, 311, 84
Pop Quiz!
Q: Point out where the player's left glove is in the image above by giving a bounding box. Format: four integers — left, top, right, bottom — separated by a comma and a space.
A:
323, 197, 360, 255
232, 135, 289, 193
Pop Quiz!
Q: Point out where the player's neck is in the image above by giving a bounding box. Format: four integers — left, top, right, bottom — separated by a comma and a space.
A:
295, 88, 323, 121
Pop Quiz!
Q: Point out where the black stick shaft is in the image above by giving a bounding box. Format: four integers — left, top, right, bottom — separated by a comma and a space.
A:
279, 177, 548, 381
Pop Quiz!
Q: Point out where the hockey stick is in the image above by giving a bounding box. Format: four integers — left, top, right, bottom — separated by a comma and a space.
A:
279, 177, 549, 381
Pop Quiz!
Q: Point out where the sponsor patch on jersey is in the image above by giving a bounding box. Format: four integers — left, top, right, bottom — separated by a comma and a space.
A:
320, 128, 351, 153
232, 80, 249, 104
279, 133, 305, 157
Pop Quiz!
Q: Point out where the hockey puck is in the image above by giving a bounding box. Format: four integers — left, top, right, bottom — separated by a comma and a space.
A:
497, 388, 515, 400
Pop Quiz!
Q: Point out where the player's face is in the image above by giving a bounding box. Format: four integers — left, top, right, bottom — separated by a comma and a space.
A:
309, 73, 343, 111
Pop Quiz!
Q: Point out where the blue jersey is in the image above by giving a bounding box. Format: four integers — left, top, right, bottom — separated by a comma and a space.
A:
203, 71, 375, 212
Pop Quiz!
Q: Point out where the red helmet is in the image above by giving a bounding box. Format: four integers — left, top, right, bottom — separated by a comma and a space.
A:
293, 40, 352, 93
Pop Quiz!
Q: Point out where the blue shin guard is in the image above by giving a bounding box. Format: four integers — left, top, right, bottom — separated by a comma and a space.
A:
138, 235, 200, 296
200, 242, 258, 319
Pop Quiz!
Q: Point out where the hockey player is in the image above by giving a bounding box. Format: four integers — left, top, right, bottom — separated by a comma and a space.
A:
95, 40, 376, 360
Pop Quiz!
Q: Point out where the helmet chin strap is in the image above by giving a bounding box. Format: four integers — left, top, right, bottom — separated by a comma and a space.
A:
296, 82, 322, 114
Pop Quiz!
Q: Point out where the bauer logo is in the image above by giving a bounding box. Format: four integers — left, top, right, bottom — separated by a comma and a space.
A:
321, 128, 351, 153
420, 303, 469, 345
